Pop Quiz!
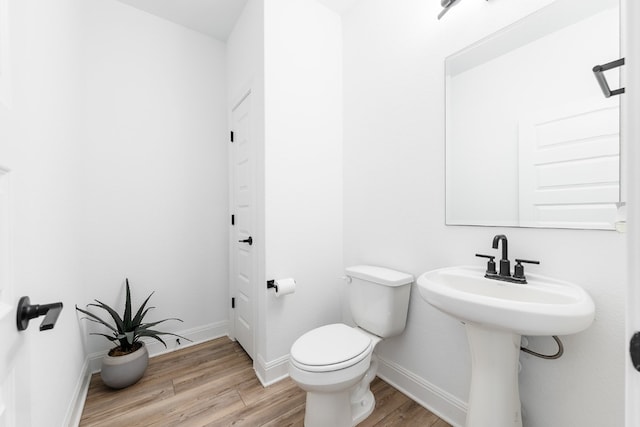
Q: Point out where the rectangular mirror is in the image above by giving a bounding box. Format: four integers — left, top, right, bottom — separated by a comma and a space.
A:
445, 0, 620, 230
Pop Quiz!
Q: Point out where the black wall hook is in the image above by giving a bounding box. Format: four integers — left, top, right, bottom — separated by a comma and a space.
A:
17, 296, 63, 331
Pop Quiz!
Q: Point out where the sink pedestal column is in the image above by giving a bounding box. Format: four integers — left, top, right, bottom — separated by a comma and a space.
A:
465, 323, 522, 427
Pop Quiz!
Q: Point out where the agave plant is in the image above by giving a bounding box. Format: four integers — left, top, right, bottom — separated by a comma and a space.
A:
76, 278, 189, 354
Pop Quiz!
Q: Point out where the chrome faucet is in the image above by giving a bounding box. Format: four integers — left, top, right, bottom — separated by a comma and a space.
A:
492, 234, 510, 277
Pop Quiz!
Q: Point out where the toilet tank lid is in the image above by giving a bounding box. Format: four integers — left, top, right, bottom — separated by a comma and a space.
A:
345, 265, 414, 287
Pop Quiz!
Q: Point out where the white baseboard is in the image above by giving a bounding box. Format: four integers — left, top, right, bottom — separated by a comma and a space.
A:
376, 355, 467, 427
143, 320, 229, 359
255, 353, 290, 387
68, 321, 229, 426
62, 357, 92, 427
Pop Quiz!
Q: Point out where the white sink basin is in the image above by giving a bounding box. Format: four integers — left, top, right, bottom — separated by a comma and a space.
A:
418, 265, 595, 426
417, 265, 595, 336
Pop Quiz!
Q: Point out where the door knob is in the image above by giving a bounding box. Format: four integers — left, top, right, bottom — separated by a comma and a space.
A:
17, 296, 64, 331
631, 332, 640, 372
238, 236, 253, 245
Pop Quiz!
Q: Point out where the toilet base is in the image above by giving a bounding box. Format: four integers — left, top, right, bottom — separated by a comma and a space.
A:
304, 389, 352, 427
352, 390, 375, 425
302, 356, 379, 427
303, 388, 375, 427
351, 355, 378, 424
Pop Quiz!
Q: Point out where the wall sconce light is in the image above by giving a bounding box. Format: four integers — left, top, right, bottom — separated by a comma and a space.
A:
438, 0, 489, 20
438, 0, 461, 19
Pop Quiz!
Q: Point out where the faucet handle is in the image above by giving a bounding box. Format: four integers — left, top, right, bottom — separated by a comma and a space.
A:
513, 259, 540, 280
476, 254, 497, 275
515, 259, 540, 265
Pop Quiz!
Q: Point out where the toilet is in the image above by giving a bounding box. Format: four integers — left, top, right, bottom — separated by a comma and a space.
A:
289, 265, 414, 427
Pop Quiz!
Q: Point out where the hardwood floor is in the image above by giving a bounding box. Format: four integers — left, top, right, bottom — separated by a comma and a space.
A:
80, 337, 452, 427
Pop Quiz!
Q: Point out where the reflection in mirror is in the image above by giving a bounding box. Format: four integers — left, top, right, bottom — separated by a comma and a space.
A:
445, 0, 620, 230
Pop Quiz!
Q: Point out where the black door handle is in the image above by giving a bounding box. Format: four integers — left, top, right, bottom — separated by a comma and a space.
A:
631, 332, 640, 372
239, 236, 253, 246
17, 296, 63, 331
593, 58, 625, 98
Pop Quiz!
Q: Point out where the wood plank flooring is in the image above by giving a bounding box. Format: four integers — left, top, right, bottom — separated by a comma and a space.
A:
80, 337, 452, 427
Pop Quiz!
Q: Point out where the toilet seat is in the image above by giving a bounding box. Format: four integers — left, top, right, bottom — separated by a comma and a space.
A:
290, 324, 373, 373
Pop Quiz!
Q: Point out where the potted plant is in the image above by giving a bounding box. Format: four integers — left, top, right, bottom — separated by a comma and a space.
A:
76, 278, 189, 389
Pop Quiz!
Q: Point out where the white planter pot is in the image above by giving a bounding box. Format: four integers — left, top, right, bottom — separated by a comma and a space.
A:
100, 342, 149, 389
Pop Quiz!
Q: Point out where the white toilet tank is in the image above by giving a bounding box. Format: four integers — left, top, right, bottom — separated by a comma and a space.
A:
345, 265, 414, 338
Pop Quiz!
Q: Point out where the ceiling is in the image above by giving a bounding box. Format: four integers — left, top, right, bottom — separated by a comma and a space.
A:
316, 0, 359, 14
116, 0, 249, 41
116, 0, 358, 42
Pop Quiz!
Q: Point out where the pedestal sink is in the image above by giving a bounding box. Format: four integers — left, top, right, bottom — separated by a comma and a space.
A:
417, 266, 595, 427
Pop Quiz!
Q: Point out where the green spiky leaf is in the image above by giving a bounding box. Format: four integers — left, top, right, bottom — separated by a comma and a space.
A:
75, 305, 118, 333
88, 300, 125, 333
131, 292, 155, 326
136, 329, 192, 348
138, 318, 183, 331
76, 279, 188, 354
136, 330, 168, 348
89, 333, 120, 342
123, 279, 132, 330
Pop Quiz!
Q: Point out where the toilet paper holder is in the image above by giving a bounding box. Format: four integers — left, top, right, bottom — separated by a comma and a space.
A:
267, 278, 296, 297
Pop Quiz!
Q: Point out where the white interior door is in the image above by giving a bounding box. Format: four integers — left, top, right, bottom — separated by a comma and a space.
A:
518, 99, 620, 229
231, 93, 255, 359
0, 168, 30, 427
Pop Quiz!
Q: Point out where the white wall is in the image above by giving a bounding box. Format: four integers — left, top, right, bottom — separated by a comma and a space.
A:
342, 0, 625, 426
0, 1, 87, 425
263, 0, 344, 369
79, 0, 229, 357
227, 0, 344, 384
1, 0, 229, 424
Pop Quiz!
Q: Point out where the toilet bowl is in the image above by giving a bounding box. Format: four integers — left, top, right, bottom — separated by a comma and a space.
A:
289, 323, 381, 427
289, 265, 414, 427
